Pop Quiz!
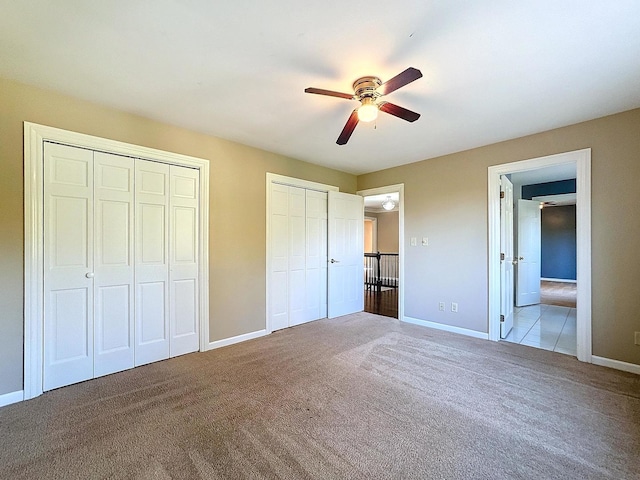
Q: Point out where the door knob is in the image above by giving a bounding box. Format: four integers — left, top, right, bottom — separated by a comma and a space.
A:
330, 259, 340, 263
85, 272, 94, 278
512, 260, 518, 266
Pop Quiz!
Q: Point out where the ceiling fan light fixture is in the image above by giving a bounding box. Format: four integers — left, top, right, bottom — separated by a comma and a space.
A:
305, 67, 422, 144
357, 97, 378, 122
382, 195, 395, 211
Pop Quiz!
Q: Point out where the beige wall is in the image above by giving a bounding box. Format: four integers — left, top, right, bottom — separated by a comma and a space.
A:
2, 75, 638, 395
366, 211, 399, 252
358, 108, 640, 367
0, 77, 356, 395
364, 219, 374, 253
376, 211, 399, 253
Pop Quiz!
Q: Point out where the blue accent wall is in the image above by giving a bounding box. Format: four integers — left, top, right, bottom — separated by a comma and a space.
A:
522, 179, 575, 199
541, 205, 576, 280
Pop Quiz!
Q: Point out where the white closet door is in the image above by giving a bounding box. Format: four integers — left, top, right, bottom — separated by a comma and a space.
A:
169, 165, 200, 357
288, 186, 307, 327
93, 152, 135, 377
304, 190, 328, 322
269, 183, 289, 331
135, 159, 170, 366
43, 143, 95, 391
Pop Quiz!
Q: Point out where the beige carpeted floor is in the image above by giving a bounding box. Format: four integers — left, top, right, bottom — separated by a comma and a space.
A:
541, 280, 577, 308
1, 312, 639, 479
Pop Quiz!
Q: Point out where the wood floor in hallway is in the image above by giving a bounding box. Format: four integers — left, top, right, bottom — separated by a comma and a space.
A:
364, 287, 398, 318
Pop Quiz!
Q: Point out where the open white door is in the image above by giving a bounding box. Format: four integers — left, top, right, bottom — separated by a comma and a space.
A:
328, 191, 364, 318
500, 176, 515, 339
516, 199, 541, 306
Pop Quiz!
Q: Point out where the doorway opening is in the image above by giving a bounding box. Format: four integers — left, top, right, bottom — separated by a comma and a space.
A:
503, 174, 578, 355
488, 149, 591, 363
358, 185, 405, 320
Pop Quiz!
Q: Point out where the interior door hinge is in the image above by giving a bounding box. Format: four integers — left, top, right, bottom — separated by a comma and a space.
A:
500, 252, 505, 261
500, 314, 505, 323
500, 190, 505, 199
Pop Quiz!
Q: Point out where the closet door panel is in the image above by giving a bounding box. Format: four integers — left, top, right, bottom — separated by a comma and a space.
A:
169, 166, 199, 357
305, 191, 328, 322
94, 152, 135, 377
288, 187, 306, 326
43, 143, 94, 391
135, 160, 170, 366
269, 184, 289, 331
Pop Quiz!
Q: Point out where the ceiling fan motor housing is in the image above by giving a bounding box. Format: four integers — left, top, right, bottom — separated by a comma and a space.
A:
353, 76, 382, 102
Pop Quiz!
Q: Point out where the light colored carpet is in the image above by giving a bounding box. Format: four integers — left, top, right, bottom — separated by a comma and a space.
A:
1, 312, 638, 479
541, 280, 577, 308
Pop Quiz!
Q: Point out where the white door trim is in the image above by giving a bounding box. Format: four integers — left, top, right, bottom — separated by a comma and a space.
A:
23, 122, 210, 400
265, 173, 338, 334
488, 149, 591, 363
357, 184, 405, 322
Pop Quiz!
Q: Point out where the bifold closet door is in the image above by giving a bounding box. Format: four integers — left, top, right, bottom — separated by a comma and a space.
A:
268, 183, 328, 331
43, 146, 200, 390
43, 143, 95, 391
134, 160, 170, 366
93, 152, 135, 377
169, 165, 200, 357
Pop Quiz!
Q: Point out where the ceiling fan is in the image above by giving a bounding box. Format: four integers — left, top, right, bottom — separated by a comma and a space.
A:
305, 67, 423, 145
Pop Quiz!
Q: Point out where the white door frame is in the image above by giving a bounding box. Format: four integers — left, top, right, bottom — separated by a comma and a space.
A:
265, 173, 338, 334
23, 122, 210, 400
488, 149, 591, 362
357, 184, 405, 322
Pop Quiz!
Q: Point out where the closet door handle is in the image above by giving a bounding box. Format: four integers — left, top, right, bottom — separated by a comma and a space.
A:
330, 259, 340, 264
85, 272, 94, 278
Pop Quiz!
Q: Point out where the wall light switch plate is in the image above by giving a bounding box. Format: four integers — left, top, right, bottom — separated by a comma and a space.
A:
451, 302, 458, 313
635, 332, 640, 346
438, 302, 445, 312
410, 237, 417, 247
422, 237, 429, 246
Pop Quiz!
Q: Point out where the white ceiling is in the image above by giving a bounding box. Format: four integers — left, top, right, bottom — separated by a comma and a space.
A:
2, 1, 640, 175
509, 162, 576, 186
364, 192, 400, 212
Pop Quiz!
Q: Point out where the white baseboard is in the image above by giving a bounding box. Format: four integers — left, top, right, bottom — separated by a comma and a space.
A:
402, 316, 489, 340
541, 277, 577, 283
591, 355, 640, 375
207, 329, 268, 351
0, 390, 24, 408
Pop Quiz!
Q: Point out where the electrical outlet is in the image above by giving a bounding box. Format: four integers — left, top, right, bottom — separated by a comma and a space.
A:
451, 302, 458, 313
438, 302, 445, 312
635, 332, 640, 346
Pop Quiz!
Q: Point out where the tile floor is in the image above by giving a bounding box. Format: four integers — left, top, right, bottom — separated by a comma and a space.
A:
503, 304, 577, 356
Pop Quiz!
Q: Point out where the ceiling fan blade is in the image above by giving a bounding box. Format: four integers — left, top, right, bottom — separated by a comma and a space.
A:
337, 109, 359, 145
379, 102, 421, 122
305, 87, 355, 100
377, 67, 423, 96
